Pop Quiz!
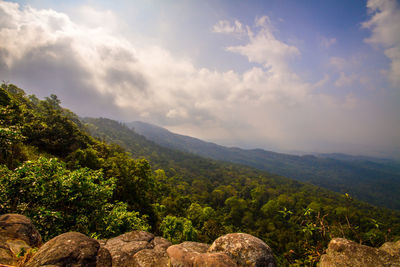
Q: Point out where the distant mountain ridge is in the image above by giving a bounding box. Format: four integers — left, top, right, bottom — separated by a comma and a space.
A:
127, 121, 400, 210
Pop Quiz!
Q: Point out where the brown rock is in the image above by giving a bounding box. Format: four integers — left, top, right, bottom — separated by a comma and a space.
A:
0, 214, 42, 247
26, 232, 111, 267
167, 244, 200, 267
103, 231, 154, 267
129, 236, 171, 267
380, 240, 400, 257
193, 252, 237, 267
131, 248, 169, 267
151, 236, 172, 251
0, 214, 42, 266
96, 246, 112, 267
177, 241, 210, 253
319, 238, 400, 267
167, 241, 236, 267
208, 233, 276, 267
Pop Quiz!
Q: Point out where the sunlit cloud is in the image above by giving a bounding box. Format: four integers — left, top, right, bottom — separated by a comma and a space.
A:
0, 0, 399, 157
363, 0, 400, 87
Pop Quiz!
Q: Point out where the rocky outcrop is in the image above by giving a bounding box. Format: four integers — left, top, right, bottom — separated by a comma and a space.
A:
0, 215, 278, 267
0, 214, 42, 266
208, 233, 277, 267
103, 231, 173, 267
103, 231, 154, 267
26, 232, 111, 267
380, 240, 400, 257
167, 241, 236, 267
319, 238, 400, 267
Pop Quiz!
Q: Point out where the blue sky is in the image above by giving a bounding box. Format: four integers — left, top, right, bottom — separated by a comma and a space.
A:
1, 0, 399, 157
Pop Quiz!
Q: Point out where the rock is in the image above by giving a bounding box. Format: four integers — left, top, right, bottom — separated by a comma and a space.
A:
151, 236, 172, 251
167, 242, 236, 267
129, 236, 171, 267
0, 214, 42, 247
103, 231, 154, 267
177, 241, 210, 253
131, 248, 169, 267
0, 214, 42, 266
193, 252, 237, 267
380, 240, 400, 257
25, 232, 111, 267
319, 238, 400, 267
167, 243, 200, 267
208, 233, 276, 267
96, 246, 113, 267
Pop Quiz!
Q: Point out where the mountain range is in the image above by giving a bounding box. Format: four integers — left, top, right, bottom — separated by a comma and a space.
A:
127, 121, 400, 210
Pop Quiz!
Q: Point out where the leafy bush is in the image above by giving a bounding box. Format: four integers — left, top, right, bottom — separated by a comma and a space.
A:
159, 215, 198, 244
0, 157, 149, 240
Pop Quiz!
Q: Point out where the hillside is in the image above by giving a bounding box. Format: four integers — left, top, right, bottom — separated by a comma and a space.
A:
1, 83, 400, 266
128, 121, 400, 210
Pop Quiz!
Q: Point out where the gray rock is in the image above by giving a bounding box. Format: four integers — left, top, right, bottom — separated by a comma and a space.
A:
319, 238, 400, 267
208, 233, 277, 267
26, 232, 111, 267
0, 214, 42, 266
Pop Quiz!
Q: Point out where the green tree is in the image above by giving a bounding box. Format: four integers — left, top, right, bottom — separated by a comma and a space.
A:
159, 215, 198, 244
0, 157, 149, 240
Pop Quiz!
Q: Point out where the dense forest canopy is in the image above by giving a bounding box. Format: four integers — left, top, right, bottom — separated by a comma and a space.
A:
128, 121, 400, 210
1, 83, 399, 266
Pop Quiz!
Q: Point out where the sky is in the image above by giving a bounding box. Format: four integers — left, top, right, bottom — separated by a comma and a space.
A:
0, 0, 399, 158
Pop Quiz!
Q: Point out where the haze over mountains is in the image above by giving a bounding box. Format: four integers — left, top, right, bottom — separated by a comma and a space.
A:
128, 121, 400, 210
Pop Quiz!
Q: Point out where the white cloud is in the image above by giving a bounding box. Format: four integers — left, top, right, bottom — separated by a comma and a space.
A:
335, 72, 356, 88
320, 37, 337, 48
0, 1, 398, 156
226, 16, 300, 72
212, 19, 245, 35
362, 0, 400, 87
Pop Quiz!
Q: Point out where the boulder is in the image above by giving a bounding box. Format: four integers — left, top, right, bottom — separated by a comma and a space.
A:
208, 233, 276, 267
0, 214, 42, 266
176, 241, 210, 253
151, 236, 172, 251
131, 248, 169, 267
103, 231, 154, 267
319, 238, 400, 267
25, 232, 111, 267
167, 242, 204, 267
380, 240, 400, 257
128, 236, 172, 267
167, 241, 236, 267
193, 252, 237, 267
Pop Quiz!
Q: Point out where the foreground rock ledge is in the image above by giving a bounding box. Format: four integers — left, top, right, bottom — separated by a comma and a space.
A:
319, 238, 400, 267
0, 213, 280, 267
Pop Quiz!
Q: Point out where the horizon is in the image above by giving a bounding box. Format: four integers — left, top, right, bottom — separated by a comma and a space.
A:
127, 120, 399, 160
1, 0, 399, 158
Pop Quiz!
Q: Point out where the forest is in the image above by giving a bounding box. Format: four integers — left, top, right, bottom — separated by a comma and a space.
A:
1, 83, 400, 266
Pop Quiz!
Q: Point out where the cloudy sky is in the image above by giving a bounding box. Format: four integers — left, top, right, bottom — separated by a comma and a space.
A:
1, 0, 399, 158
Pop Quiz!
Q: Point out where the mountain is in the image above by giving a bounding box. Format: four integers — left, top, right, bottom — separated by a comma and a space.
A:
127, 121, 400, 210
